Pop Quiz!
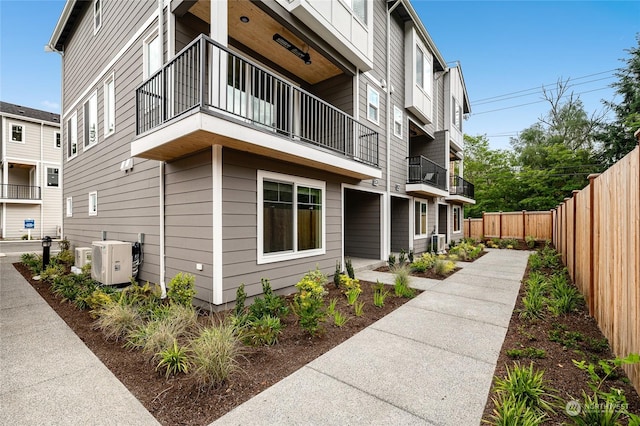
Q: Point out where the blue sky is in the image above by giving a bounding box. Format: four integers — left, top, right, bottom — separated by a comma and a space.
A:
0, 0, 638, 150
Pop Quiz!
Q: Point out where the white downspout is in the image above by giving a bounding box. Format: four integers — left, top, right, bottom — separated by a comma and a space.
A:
40, 123, 44, 239
158, 0, 167, 298
386, 0, 401, 258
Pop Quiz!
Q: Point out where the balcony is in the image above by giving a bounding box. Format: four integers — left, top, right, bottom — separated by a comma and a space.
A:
447, 175, 476, 204
405, 156, 449, 198
133, 35, 381, 180
0, 184, 41, 201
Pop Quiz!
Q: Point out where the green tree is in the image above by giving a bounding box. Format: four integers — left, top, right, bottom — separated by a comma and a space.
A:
598, 33, 640, 166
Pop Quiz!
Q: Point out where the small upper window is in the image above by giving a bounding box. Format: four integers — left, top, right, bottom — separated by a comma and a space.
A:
452, 98, 462, 130
453, 206, 462, 233
104, 74, 115, 136
94, 0, 102, 33
84, 92, 98, 149
89, 191, 98, 216
367, 85, 379, 124
11, 124, 24, 143
349, 0, 367, 24
393, 106, 403, 137
66, 197, 73, 217
67, 112, 78, 160
416, 47, 424, 89
143, 30, 162, 79
47, 168, 59, 187
55, 131, 61, 148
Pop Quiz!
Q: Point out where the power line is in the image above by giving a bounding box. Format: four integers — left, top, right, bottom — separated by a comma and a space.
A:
473, 76, 616, 106
472, 69, 620, 103
472, 86, 612, 116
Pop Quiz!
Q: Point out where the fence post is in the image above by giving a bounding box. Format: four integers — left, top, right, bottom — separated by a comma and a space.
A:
499, 211, 503, 239
572, 190, 580, 281
482, 211, 486, 239
522, 210, 526, 241
587, 174, 599, 316
550, 209, 554, 244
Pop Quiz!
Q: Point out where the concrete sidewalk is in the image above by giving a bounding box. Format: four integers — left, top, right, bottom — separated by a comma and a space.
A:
213, 249, 530, 425
0, 249, 530, 425
0, 255, 159, 426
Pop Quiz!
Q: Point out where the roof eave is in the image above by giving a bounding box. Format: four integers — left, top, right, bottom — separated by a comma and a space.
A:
396, 0, 447, 71
48, 0, 77, 52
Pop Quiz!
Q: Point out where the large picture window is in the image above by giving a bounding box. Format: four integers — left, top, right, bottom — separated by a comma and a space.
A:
258, 171, 325, 264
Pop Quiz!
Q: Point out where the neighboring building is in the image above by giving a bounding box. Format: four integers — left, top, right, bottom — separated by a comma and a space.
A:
48, 0, 474, 306
0, 102, 62, 239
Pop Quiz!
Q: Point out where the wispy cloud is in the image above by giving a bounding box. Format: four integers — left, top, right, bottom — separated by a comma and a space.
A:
41, 100, 60, 111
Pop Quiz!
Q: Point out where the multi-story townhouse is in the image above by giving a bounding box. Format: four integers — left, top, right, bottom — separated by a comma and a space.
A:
48, 0, 473, 307
0, 102, 62, 239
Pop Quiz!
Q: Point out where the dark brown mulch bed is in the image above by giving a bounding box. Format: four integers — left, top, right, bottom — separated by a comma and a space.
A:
482, 264, 640, 423
374, 264, 461, 280
15, 262, 418, 426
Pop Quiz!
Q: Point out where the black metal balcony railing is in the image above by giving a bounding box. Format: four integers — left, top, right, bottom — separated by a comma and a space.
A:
136, 34, 379, 167
406, 156, 447, 191
450, 175, 475, 199
0, 184, 41, 200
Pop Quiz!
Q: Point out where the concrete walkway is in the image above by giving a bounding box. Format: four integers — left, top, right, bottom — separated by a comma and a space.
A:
0, 249, 530, 426
0, 255, 160, 426
213, 249, 530, 426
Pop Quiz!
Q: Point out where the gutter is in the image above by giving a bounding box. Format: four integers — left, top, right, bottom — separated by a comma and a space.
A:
48, 0, 76, 52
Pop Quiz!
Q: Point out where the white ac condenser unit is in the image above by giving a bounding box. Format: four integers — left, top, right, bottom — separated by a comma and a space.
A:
91, 241, 133, 285
437, 234, 447, 253
75, 247, 92, 267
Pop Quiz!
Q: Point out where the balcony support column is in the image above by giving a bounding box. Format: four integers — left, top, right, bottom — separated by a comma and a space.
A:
212, 145, 223, 305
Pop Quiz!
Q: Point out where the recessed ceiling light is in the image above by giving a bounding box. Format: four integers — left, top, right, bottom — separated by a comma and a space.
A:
240, 16, 249, 23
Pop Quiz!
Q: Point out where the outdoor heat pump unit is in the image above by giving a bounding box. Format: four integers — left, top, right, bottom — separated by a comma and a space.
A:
91, 241, 133, 285
75, 247, 92, 268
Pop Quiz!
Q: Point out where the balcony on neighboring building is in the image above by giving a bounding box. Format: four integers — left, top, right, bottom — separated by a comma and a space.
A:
132, 34, 381, 180
405, 155, 449, 198
0, 184, 41, 201
446, 174, 475, 204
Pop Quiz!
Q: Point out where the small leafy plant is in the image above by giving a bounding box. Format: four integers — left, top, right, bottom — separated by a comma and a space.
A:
525, 235, 536, 249
167, 272, 196, 307
506, 347, 547, 360
291, 269, 328, 336
327, 297, 338, 316
373, 281, 389, 307
411, 252, 436, 273
333, 261, 342, 289
387, 253, 396, 269
249, 278, 289, 320
332, 310, 349, 327
354, 301, 364, 317
156, 339, 190, 378
244, 315, 282, 346
345, 258, 355, 279
393, 264, 415, 298
493, 362, 555, 413
190, 318, 243, 388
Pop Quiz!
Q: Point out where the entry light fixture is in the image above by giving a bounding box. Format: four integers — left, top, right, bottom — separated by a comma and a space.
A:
273, 33, 312, 65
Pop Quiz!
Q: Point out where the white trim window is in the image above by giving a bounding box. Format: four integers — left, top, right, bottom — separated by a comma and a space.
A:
88, 191, 98, 216
453, 206, 462, 233
67, 112, 78, 160
10, 123, 24, 143
143, 29, 162, 79
104, 74, 115, 136
452, 97, 462, 130
367, 85, 379, 124
84, 91, 98, 149
94, 0, 102, 34
55, 131, 61, 148
393, 105, 403, 137
257, 171, 326, 264
66, 197, 73, 217
46, 167, 59, 187
415, 43, 432, 95
414, 199, 428, 237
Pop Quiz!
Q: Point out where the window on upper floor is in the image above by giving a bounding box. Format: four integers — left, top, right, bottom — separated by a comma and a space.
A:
415, 45, 432, 95
104, 74, 115, 136
94, 0, 102, 34
452, 97, 462, 131
55, 131, 61, 148
66, 197, 73, 217
346, 0, 367, 24
47, 168, 59, 187
414, 200, 428, 237
67, 112, 78, 160
258, 171, 325, 264
10, 124, 24, 143
89, 191, 98, 216
367, 85, 379, 124
393, 106, 403, 138
453, 206, 462, 233
84, 91, 98, 149
143, 29, 162, 79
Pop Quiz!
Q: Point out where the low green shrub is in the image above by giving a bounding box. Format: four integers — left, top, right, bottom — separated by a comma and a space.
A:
354, 301, 364, 317
21, 252, 43, 274
244, 315, 282, 346
373, 281, 389, 307
411, 252, 437, 273
525, 235, 536, 249
434, 259, 456, 276
506, 347, 547, 360
167, 272, 196, 307
393, 264, 414, 298
345, 258, 355, 279
156, 339, 190, 378
387, 253, 396, 269
493, 362, 554, 413
291, 269, 328, 336
332, 310, 349, 327
519, 291, 545, 320
333, 261, 341, 289
94, 303, 142, 341
249, 278, 289, 320
487, 393, 547, 426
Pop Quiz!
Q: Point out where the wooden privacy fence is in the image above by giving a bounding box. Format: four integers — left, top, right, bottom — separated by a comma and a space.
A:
463, 210, 553, 241
554, 145, 639, 394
